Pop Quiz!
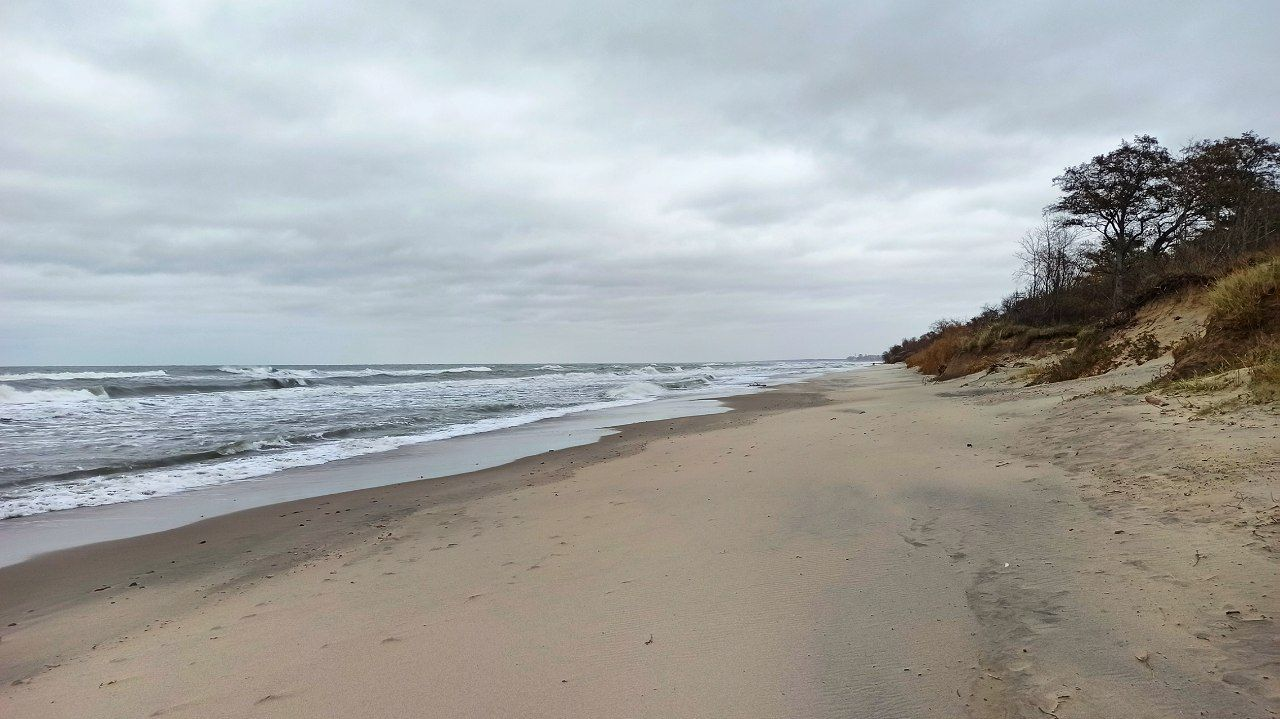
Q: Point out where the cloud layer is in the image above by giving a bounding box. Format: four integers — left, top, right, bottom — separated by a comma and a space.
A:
3, 1, 1278, 363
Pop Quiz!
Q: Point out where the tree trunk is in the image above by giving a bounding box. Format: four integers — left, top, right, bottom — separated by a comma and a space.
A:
1112, 250, 1125, 310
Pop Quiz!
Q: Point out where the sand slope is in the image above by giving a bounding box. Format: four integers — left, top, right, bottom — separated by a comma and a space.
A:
1, 366, 1276, 718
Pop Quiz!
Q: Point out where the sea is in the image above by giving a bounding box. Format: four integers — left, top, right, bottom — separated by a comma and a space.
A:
0, 360, 861, 520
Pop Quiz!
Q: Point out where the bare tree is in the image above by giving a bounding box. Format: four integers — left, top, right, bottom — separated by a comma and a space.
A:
1016, 216, 1082, 301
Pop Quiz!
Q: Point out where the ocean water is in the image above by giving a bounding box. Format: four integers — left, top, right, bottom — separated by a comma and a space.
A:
0, 360, 859, 519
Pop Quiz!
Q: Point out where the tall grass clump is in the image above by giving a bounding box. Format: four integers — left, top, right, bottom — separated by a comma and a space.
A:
1206, 258, 1280, 330
1164, 255, 1280, 399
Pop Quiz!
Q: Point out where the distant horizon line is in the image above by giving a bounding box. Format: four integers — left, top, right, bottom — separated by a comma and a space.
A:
0, 357, 880, 369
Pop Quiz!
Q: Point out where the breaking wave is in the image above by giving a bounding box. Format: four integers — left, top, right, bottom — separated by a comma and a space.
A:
99, 377, 310, 397
605, 381, 669, 400
217, 365, 493, 380
0, 359, 864, 518
0, 370, 168, 381
0, 399, 645, 519
0, 385, 105, 405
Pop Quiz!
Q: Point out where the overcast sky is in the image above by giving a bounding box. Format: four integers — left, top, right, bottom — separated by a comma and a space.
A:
3, 1, 1278, 365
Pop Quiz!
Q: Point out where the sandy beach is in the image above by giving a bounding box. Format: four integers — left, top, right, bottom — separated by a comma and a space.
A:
2, 365, 1277, 718
6, 4, 1278, 717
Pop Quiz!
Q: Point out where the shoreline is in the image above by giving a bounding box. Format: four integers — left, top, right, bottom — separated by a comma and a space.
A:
2, 365, 1276, 717
0, 388, 755, 568
1, 360, 862, 525
0, 382, 833, 686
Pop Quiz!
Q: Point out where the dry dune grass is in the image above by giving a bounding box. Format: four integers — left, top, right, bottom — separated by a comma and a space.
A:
904, 327, 995, 378
1206, 257, 1280, 331
1167, 254, 1280, 404
904, 324, 970, 376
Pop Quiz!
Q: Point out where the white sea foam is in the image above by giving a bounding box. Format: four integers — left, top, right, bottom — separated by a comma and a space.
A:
216, 365, 493, 380
605, 381, 668, 400
215, 436, 294, 456
1, 359, 867, 519
0, 385, 104, 405
0, 370, 167, 381
0, 398, 645, 519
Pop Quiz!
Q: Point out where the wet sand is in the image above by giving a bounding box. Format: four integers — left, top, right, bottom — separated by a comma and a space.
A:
1, 366, 1276, 718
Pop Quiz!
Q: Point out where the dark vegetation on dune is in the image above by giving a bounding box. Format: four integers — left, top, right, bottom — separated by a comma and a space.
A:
885, 132, 1280, 399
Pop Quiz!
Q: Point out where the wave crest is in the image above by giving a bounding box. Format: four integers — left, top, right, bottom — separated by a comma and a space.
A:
216, 365, 492, 380
0, 385, 105, 405
604, 381, 668, 400
0, 370, 167, 381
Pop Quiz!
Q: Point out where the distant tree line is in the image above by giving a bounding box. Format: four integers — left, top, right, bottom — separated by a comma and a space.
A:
885, 132, 1280, 363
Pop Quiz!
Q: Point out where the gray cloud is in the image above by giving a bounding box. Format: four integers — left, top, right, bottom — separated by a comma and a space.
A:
2, 0, 1278, 364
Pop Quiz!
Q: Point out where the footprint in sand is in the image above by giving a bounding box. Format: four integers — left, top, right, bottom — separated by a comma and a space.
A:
898, 532, 928, 548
